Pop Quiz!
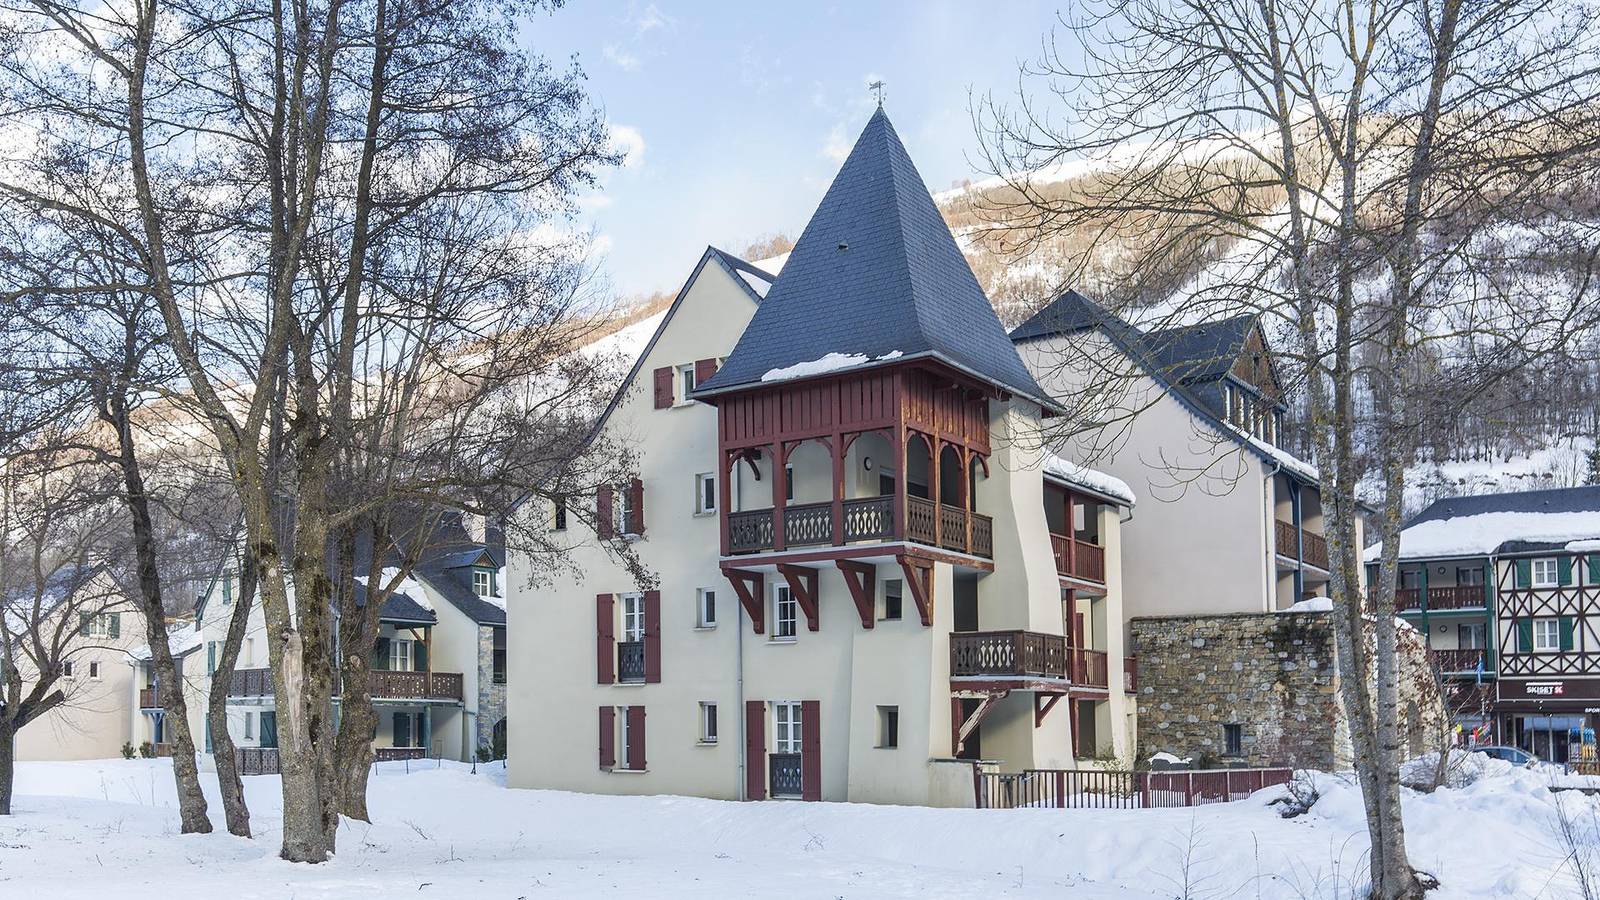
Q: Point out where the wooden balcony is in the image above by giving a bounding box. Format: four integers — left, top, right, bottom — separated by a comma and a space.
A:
1387, 585, 1487, 613
1430, 648, 1489, 675
1072, 649, 1109, 689
226, 666, 463, 702
1050, 533, 1106, 583
229, 667, 273, 697
1275, 520, 1329, 569
950, 630, 1067, 679
237, 746, 279, 775
1123, 656, 1138, 693
375, 746, 428, 762
726, 495, 992, 559
139, 686, 162, 709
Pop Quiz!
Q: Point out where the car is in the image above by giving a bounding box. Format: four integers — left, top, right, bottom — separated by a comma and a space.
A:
1470, 745, 1539, 766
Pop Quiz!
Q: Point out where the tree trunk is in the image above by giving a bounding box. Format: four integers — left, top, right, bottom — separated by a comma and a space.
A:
0, 722, 14, 816
333, 652, 379, 821
208, 550, 260, 837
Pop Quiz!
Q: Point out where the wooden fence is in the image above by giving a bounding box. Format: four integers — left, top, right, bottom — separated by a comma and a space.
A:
974, 767, 1294, 810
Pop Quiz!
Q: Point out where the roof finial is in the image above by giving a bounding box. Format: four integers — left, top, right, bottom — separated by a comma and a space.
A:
868, 79, 885, 108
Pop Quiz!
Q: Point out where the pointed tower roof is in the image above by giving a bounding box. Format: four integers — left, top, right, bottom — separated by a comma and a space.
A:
694, 108, 1057, 410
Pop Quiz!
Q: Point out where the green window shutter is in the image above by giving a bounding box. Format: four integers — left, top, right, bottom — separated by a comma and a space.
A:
223, 574, 232, 605
414, 638, 428, 673
108, 613, 120, 639
204, 714, 212, 753
1559, 557, 1574, 585
1517, 619, 1534, 652
1515, 559, 1532, 588
1589, 554, 1600, 585
207, 642, 216, 675
78, 613, 91, 636
1561, 616, 1577, 652
372, 637, 390, 671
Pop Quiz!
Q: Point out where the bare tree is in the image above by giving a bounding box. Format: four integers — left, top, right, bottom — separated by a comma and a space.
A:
976, 2, 1600, 897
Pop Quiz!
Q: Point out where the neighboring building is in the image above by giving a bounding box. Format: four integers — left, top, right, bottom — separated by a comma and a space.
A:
130, 513, 507, 766
11, 587, 142, 762
1011, 291, 1351, 616
1372, 486, 1600, 763
506, 108, 1138, 807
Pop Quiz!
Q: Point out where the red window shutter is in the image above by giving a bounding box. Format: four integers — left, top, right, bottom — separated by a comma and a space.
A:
598, 706, 615, 770
596, 485, 614, 539
801, 700, 821, 801
694, 357, 717, 386
643, 589, 661, 683
627, 477, 645, 536
652, 366, 673, 409
626, 705, 647, 771
596, 593, 615, 684
745, 700, 766, 801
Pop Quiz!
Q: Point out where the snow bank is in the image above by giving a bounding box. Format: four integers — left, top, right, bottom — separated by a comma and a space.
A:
1284, 596, 1333, 612
1043, 453, 1137, 506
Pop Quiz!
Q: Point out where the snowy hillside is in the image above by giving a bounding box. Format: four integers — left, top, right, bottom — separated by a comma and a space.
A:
0, 757, 1589, 898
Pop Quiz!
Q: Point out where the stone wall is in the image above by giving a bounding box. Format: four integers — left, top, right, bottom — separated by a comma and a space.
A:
476, 625, 507, 758
1131, 611, 1442, 770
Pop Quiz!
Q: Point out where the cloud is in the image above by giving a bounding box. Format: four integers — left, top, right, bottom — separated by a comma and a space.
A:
603, 44, 641, 72
821, 124, 852, 164
608, 124, 647, 169
629, 3, 673, 35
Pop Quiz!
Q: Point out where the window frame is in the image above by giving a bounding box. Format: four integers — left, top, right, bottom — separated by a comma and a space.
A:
876, 705, 899, 749
773, 701, 802, 753
619, 705, 639, 769
472, 568, 494, 597
698, 702, 718, 745
676, 363, 697, 406
492, 626, 507, 684
784, 464, 794, 502
696, 587, 717, 629
389, 638, 413, 673
694, 472, 717, 516
621, 592, 645, 643
1532, 617, 1562, 652
88, 660, 101, 680
1223, 723, 1244, 757
552, 496, 568, 532
1458, 622, 1486, 650
771, 583, 797, 641
880, 578, 902, 621
1532, 557, 1559, 588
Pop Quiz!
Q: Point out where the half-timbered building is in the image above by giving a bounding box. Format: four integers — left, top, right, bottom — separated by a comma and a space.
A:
505, 108, 1138, 805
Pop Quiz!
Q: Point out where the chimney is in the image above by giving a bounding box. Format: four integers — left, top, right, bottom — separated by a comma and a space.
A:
464, 511, 487, 544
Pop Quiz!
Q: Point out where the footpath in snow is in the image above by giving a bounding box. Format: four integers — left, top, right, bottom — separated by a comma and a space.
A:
0, 756, 1589, 898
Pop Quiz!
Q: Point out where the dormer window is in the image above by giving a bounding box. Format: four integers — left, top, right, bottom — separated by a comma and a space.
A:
473, 567, 499, 598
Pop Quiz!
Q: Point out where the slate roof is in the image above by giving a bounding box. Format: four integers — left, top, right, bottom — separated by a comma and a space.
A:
1407, 486, 1600, 527
1009, 290, 1111, 341
694, 108, 1058, 411
1371, 485, 1600, 561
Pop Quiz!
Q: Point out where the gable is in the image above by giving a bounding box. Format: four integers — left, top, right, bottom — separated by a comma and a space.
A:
1229, 325, 1282, 405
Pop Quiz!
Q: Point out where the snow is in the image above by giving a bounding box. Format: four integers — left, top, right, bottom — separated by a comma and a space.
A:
1367, 509, 1600, 561
1, 757, 1588, 898
356, 567, 433, 612
1285, 596, 1334, 612
1043, 453, 1137, 506
581, 310, 666, 366
737, 268, 773, 297
128, 621, 203, 662
1248, 435, 1320, 483
751, 250, 789, 275
760, 350, 906, 383
1147, 751, 1192, 766
1568, 539, 1600, 552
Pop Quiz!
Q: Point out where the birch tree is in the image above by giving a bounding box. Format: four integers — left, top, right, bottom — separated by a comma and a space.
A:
977, 1, 1600, 896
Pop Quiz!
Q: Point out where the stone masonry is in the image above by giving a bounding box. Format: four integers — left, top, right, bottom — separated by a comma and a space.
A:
1131, 611, 1442, 770
476, 624, 507, 758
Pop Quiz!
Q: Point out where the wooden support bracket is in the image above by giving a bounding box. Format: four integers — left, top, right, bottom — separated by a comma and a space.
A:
836, 560, 876, 629
897, 554, 934, 626
721, 566, 765, 634
776, 564, 820, 632
952, 690, 1007, 756
1034, 692, 1064, 728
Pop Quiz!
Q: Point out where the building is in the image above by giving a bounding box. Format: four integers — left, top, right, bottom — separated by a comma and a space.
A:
11, 585, 142, 762
1011, 291, 1345, 615
1372, 486, 1600, 763
506, 108, 1138, 806
130, 514, 507, 766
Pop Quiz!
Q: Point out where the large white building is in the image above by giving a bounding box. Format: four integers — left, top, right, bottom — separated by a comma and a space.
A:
506, 109, 1138, 806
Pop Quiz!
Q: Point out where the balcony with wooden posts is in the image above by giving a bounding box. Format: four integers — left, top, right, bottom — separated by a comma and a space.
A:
1274, 519, 1329, 570
226, 666, 463, 703
1389, 583, 1489, 613
1045, 483, 1107, 585
715, 365, 996, 565
139, 685, 163, 709
948, 630, 1111, 692
1430, 648, 1491, 676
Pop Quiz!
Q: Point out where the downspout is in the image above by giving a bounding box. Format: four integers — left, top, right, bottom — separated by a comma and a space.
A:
736, 588, 746, 801
1264, 459, 1283, 612
1291, 480, 1304, 606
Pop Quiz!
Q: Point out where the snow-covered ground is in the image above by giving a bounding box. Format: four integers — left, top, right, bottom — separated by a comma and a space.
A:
0, 757, 1588, 898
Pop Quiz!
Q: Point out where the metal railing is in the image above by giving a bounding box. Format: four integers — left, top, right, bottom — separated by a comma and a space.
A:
769, 752, 803, 798
975, 767, 1294, 809
617, 640, 646, 683
375, 747, 428, 762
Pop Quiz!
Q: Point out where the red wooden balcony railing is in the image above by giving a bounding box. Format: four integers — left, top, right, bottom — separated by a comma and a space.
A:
1073, 649, 1109, 689
1123, 656, 1139, 693
139, 686, 161, 709
1430, 648, 1488, 674
950, 630, 1067, 679
227, 666, 462, 701
1275, 520, 1329, 570
1384, 585, 1486, 612
727, 495, 991, 558
1050, 533, 1107, 583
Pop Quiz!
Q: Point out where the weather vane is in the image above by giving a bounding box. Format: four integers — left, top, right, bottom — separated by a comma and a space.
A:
869, 80, 885, 107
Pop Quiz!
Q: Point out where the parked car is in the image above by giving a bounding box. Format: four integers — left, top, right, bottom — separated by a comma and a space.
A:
1471, 745, 1539, 766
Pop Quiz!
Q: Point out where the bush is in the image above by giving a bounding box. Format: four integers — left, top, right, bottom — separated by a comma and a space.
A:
120, 742, 136, 760
138, 741, 154, 759
1269, 770, 1320, 818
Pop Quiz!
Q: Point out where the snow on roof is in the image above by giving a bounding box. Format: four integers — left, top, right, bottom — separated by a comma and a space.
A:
737, 269, 773, 298
1367, 509, 1600, 561
130, 621, 203, 662
751, 251, 789, 276
1042, 453, 1136, 506
760, 350, 903, 384
582, 310, 667, 366
1248, 435, 1319, 482
363, 568, 434, 613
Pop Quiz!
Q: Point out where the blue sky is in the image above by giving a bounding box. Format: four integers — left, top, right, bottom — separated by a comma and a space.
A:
531, 1, 1065, 298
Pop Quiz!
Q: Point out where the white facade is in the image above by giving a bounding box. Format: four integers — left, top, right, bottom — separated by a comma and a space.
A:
13, 593, 142, 761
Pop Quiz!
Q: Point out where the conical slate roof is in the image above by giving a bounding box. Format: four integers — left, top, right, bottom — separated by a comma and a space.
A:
694, 108, 1056, 410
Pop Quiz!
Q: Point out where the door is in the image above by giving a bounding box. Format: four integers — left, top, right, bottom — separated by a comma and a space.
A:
770, 702, 803, 797
260, 711, 278, 749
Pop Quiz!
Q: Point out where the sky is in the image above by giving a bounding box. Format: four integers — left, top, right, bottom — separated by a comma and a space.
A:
527, 1, 1067, 299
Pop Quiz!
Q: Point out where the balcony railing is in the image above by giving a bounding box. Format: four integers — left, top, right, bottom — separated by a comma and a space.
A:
1123, 656, 1138, 693
1049, 533, 1106, 583
139, 686, 162, 709
769, 752, 803, 798
371, 670, 463, 702
842, 496, 894, 542
375, 746, 429, 762
950, 630, 1067, 679
617, 640, 646, 683
1275, 520, 1329, 570
784, 502, 834, 547
1430, 648, 1488, 674
237, 746, 279, 775
728, 495, 990, 558
230, 668, 273, 697
728, 508, 776, 554
1388, 585, 1487, 612
1073, 649, 1109, 689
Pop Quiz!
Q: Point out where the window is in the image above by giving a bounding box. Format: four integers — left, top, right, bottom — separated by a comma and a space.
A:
389, 638, 413, 673
61, 660, 74, 678
694, 472, 717, 515
677, 364, 696, 404
696, 588, 717, 628
1533, 618, 1562, 652
1223, 723, 1244, 757
222, 572, 233, 605
88, 661, 100, 680
552, 497, 568, 531
881, 579, 902, 621
619, 706, 638, 768
618, 485, 636, 536
473, 568, 497, 598
243, 637, 255, 668
1459, 622, 1486, 650
393, 711, 414, 748
621, 593, 645, 642
492, 627, 507, 684
699, 702, 718, 744
207, 641, 217, 675
784, 464, 794, 502
78, 613, 120, 639
773, 701, 802, 753
1399, 569, 1421, 591
876, 706, 899, 749
244, 711, 254, 739
772, 584, 797, 640
1532, 558, 1559, 588
1457, 566, 1485, 587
